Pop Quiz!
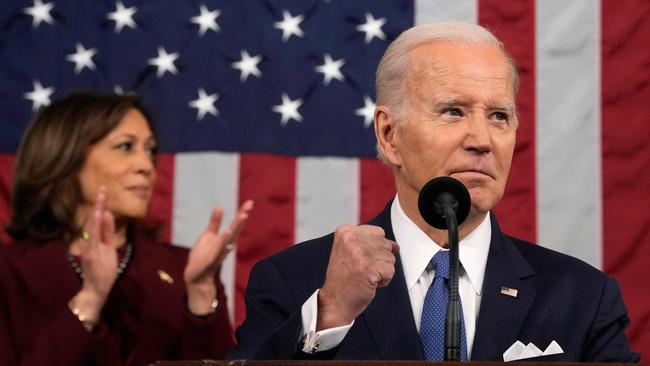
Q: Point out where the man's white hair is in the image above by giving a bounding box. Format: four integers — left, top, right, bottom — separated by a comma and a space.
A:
375, 21, 520, 123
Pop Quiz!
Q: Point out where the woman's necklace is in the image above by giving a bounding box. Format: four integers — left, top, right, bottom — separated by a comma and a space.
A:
67, 241, 133, 280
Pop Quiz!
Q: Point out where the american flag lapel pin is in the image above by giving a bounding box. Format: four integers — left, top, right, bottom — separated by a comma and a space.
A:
500, 286, 518, 298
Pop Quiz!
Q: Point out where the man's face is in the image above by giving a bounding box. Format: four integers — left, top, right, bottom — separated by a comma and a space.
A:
381, 41, 517, 217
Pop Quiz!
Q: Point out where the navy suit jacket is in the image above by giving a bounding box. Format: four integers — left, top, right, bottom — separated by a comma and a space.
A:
229, 202, 639, 362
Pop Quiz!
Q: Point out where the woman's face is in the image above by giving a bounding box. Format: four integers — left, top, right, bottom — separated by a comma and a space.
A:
78, 108, 157, 221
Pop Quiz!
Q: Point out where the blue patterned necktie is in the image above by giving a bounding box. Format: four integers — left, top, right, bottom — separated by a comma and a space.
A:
420, 250, 468, 360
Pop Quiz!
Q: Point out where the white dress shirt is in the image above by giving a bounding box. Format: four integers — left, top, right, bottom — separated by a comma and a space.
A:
300, 196, 492, 358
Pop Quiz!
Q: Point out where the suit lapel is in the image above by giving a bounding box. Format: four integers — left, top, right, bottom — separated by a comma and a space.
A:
10, 240, 81, 313
361, 253, 424, 359
471, 215, 536, 361
127, 235, 186, 364
358, 202, 424, 359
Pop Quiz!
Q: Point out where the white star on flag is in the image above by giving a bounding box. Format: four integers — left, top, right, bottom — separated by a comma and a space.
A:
190, 4, 221, 36
189, 88, 219, 120
315, 54, 345, 86
23, 0, 55, 28
274, 10, 305, 42
148, 47, 179, 78
114, 85, 136, 95
355, 96, 376, 128
232, 50, 262, 82
65, 43, 97, 74
24, 80, 54, 112
356, 13, 386, 44
107, 1, 137, 33
272, 93, 303, 126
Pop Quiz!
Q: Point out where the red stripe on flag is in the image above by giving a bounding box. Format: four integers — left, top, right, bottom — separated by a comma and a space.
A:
479, 0, 537, 243
144, 153, 175, 243
236, 153, 296, 325
359, 158, 395, 223
0, 154, 15, 244
601, 0, 650, 359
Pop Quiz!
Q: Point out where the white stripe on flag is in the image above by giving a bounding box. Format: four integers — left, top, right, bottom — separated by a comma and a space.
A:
536, 0, 602, 268
172, 152, 240, 322
295, 157, 359, 243
415, 0, 477, 24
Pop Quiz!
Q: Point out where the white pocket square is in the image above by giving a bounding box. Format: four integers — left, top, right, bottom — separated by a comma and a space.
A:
503, 340, 564, 362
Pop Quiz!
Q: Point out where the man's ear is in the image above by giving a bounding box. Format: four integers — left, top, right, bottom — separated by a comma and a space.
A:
374, 105, 401, 166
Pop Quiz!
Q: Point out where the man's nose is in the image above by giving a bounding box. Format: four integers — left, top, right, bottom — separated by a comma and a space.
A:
463, 115, 491, 153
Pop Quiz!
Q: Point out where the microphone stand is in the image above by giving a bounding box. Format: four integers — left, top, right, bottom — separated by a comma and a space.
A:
443, 203, 461, 361
417, 176, 470, 362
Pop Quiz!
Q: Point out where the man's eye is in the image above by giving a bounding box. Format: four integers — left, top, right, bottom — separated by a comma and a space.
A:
492, 112, 508, 121
444, 108, 463, 117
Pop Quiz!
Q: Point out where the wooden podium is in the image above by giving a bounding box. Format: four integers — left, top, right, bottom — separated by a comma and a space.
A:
154, 361, 645, 366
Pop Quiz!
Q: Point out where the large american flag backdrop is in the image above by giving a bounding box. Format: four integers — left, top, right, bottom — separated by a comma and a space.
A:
0, 0, 648, 359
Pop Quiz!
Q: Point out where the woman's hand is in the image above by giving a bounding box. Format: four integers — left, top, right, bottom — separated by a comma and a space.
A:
70, 186, 119, 329
184, 200, 254, 315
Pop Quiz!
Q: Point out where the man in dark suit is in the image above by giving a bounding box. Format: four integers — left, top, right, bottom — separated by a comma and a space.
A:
228, 21, 639, 362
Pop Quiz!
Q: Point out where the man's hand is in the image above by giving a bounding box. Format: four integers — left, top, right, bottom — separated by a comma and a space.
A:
317, 224, 399, 330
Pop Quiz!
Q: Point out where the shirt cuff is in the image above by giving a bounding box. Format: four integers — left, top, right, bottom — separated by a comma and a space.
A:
299, 289, 354, 353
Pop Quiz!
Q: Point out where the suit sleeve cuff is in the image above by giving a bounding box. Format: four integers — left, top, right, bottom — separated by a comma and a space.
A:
299, 289, 353, 353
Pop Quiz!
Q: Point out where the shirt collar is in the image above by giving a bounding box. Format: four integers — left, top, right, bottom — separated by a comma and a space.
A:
391, 195, 491, 295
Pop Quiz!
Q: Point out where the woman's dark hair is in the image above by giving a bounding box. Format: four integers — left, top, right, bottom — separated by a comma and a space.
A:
7, 91, 156, 242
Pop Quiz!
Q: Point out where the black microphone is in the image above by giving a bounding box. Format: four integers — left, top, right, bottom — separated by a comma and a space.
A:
418, 176, 471, 361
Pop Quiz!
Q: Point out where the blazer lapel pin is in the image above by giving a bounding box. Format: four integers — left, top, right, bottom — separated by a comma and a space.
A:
157, 269, 174, 284
500, 286, 518, 298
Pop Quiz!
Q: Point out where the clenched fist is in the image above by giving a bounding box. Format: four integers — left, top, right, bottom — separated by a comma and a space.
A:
317, 224, 399, 330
